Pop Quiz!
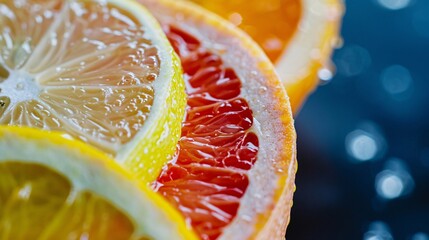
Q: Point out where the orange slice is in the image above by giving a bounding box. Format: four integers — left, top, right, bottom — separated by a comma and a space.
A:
139, 0, 297, 239
0, 0, 186, 182
188, 0, 344, 113
0, 126, 197, 239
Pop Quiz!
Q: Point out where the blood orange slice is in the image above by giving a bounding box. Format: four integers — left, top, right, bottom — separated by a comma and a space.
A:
139, 0, 297, 239
188, 0, 344, 113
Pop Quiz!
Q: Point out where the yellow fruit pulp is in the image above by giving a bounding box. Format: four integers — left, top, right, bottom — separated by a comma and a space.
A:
0, 162, 135, 239
0, 126, 198, 239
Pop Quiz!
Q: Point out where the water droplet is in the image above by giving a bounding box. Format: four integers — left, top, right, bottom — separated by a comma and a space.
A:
241, 214, 252, 222
17, 184, 32, 200
332, 36, 344, 49
376, 0, 412, 10
364, 221, 393, 240
263, 37, 282, 52
258, 86, 267, 94
318, 67, 334, 84
60, 133, 74, 140
147, 73, 157, 81
228, 12, 243, 26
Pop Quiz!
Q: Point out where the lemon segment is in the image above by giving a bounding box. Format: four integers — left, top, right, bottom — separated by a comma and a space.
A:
0, 126, 197, 240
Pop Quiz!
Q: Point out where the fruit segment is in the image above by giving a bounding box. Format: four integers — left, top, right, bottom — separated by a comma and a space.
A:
190, 0, 344, 113
0, 0, 159, 154
0, 162, 135, 239
0, 126, 199, 240
155, 25, 260, 240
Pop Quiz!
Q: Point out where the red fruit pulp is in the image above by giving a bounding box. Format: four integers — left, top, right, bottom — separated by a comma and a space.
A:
154, 25, 260, 240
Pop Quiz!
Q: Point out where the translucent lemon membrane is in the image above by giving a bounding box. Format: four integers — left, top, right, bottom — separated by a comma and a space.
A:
0, 0, 159, 155
0, 162, 138, 239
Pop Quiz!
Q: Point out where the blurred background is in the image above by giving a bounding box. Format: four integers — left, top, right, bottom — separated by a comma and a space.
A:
287, 0, 429, 239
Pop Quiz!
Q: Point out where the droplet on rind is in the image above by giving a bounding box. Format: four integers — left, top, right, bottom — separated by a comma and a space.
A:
258, 86, 267, 94
147, 73, 157, 81
331, 36, 344, 49
228, 12, 243, 26
318, 68, 334, 84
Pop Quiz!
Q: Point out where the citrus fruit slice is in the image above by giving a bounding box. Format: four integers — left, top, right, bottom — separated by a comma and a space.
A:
188, 0, 344, 113
0, 0, 185, 182
0, 126, 197, 239
139, 0, 297, 239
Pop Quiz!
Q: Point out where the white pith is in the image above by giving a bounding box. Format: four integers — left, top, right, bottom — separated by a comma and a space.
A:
275, 0, 344, 86
0, 70, 40, 105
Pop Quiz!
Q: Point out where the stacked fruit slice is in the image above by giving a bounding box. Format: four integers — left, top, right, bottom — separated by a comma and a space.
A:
0, 0, 186, 182
139, 0, 296, 239
189, 0, 344, 113
0, 126, 197, 239
0, 0, 342, 239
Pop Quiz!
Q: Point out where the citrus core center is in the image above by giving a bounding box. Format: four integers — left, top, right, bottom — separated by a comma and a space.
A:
0, 70, 40, 109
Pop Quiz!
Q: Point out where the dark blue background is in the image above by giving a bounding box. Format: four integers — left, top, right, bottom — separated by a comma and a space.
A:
286, 0, 429, 239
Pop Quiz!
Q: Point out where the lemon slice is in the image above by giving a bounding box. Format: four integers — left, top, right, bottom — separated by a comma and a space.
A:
0, 126, 197, 239
0, 0, 186, 182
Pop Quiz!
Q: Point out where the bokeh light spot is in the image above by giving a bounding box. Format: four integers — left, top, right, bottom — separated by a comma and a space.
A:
412, 233, 429, 240
413, 6, 429, 39
364, 221, 393, 240
346, 130, 379, 161
376, 171, 404, 199
376, 0, 412, 10
375, 159, 415, 200
381, 65, 413, 95
335, 45, 372, 77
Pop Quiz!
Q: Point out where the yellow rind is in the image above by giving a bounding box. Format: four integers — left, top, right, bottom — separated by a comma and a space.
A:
121, 53, 186, 183
107, 0, 186, 184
